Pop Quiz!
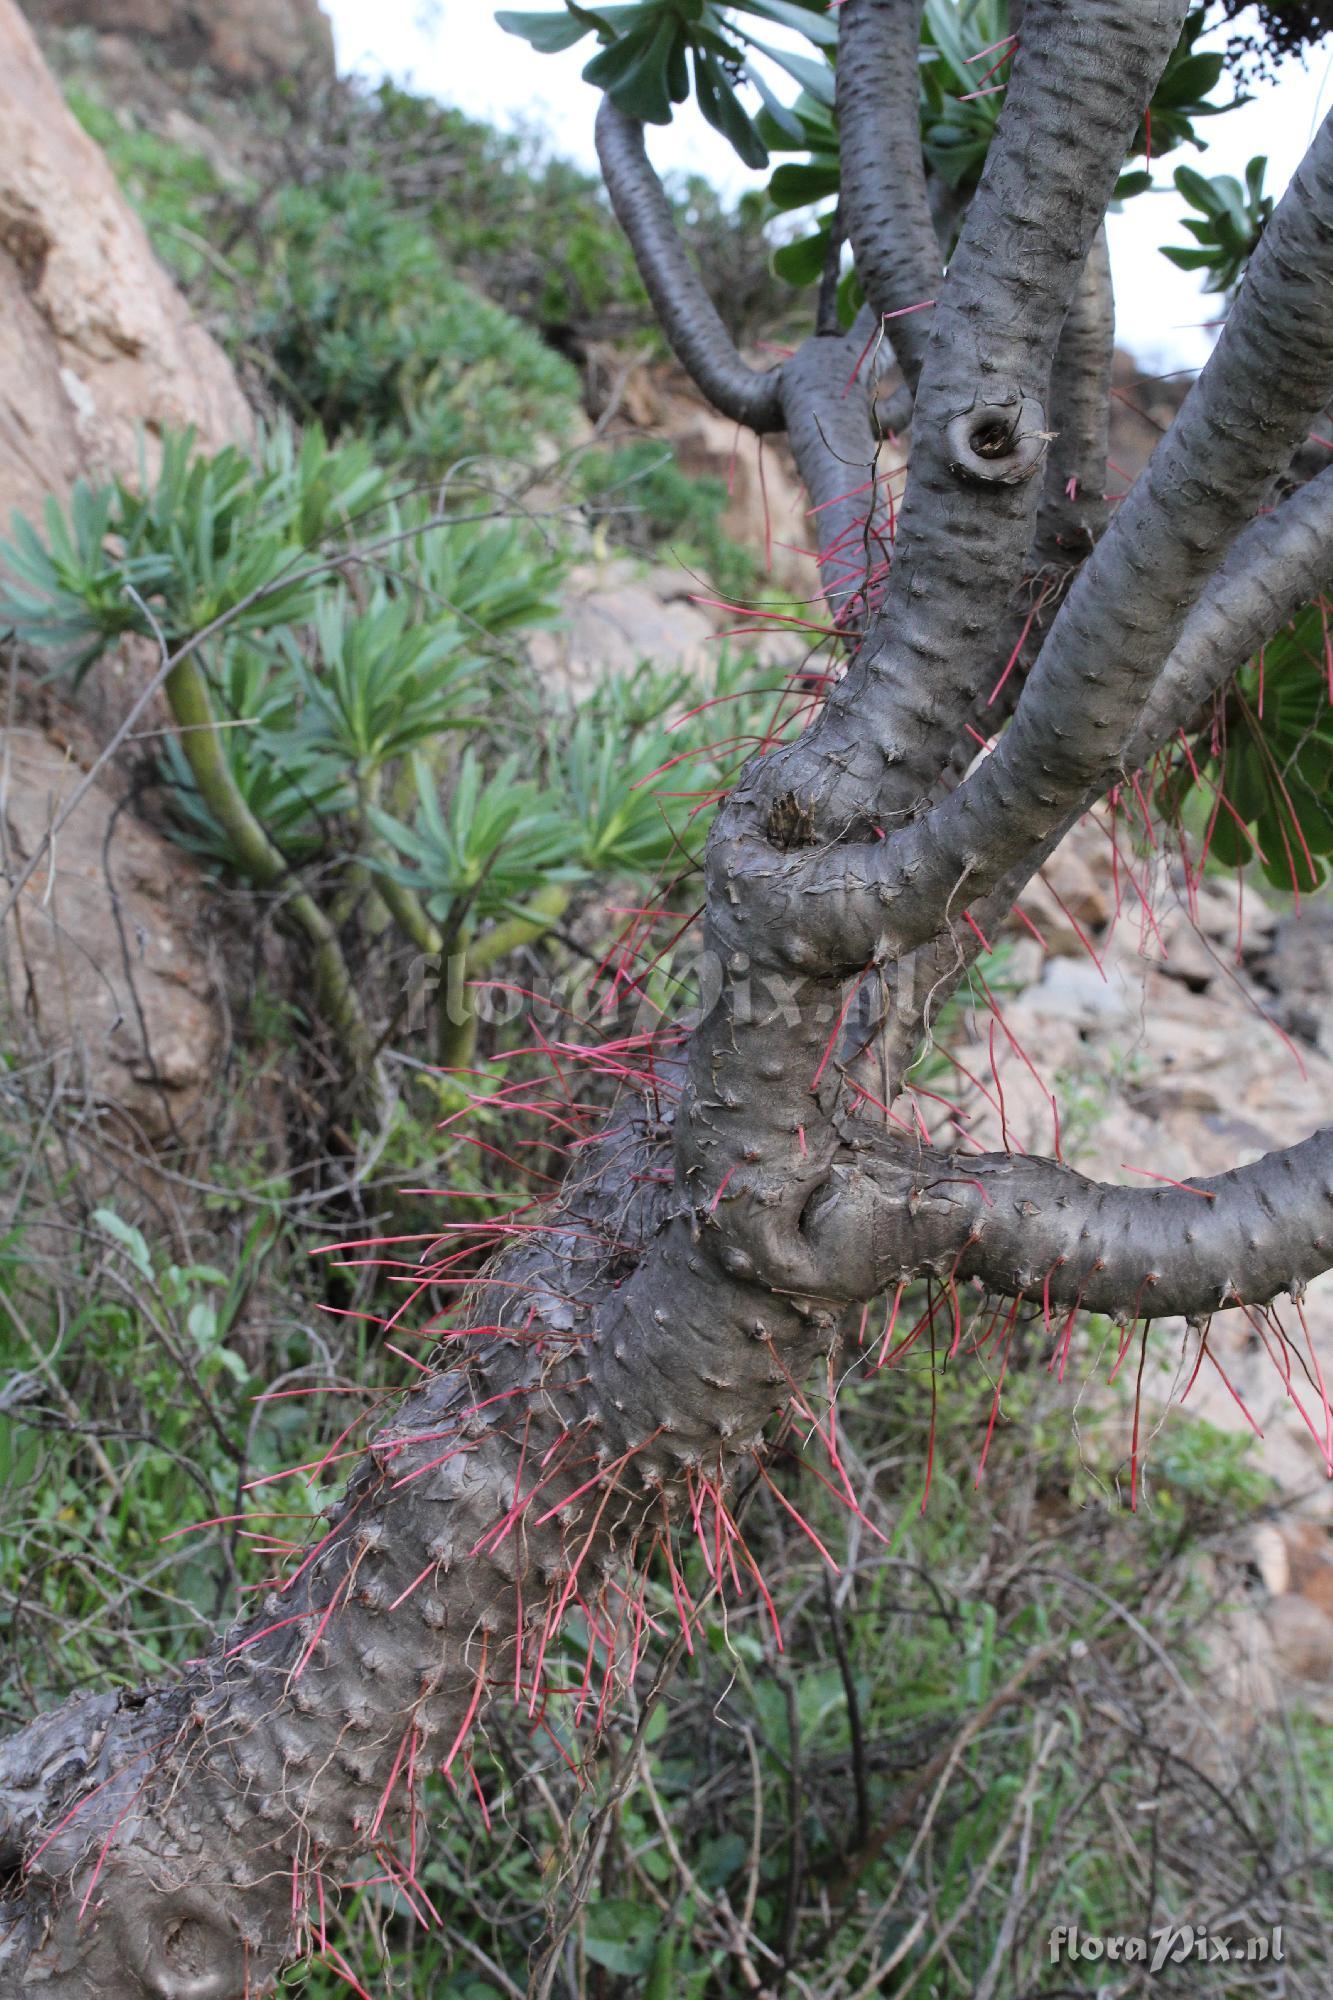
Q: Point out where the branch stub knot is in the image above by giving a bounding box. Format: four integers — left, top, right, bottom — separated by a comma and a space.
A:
945, 396, 1048, 486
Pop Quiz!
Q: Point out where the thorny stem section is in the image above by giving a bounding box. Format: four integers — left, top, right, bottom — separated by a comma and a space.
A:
4, 5, 1333, 1995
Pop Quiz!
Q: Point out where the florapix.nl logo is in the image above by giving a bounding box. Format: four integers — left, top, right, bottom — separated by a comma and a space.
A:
1049, 1923, 1285, 1973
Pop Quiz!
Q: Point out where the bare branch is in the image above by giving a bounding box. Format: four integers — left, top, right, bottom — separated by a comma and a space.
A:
595, 97, 785, 432
1125, 462, 1333, 767
835, 0, 941, 391
784, 1126, 1333, 1322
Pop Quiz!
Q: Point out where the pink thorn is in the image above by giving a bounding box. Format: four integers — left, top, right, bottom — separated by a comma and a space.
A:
976, 1299, 1021, 1486
1128, 1322, 1151, 1512
966, 31, 1018, 60
963, 909, 993, 953
368, 1722, 416, 1842
753, 1455, 840, 1571
986, 598, 1041, 707
388, 1562, 437, 1613
1119, 1164, 1216, 1200
441, 1632, 489, 1777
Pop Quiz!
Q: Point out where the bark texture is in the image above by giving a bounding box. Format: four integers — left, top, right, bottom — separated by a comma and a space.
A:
835, 0, 940, 389
4, 4, 1333, 1994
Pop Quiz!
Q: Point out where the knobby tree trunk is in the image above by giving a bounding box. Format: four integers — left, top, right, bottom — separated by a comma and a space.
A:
5, 3, 1333, 1992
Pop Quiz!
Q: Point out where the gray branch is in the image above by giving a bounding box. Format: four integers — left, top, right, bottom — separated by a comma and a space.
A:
887, 463, 1333, 1095
1028, 228, 1116, 588
791, 1126, 1333, 1321
595, 97, 785, 432
781, 319, 892, 630
835, 0, 941, 392
941, 228, 1116, 776
1125, 462, 1333, 767
747, 0, 1189, 847
783, 103, 1333, 962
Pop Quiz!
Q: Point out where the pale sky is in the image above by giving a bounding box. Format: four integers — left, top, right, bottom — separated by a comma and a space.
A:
325, 1, 1333, 376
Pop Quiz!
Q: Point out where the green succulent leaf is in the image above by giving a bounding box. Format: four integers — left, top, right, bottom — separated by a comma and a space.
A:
730, 0, 836, 49
1163, 155, 1271, 294
584, 15, 685, 124
694, 48, 769, 168
772, 225, 831, 286
494, 6, 602, 52
768, 160, 840, 212
1162, 599, 1333, 898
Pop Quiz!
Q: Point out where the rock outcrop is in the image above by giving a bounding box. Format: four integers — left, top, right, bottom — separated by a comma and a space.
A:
18, 0, 334, 90
0, 0, 253, 546
1, 728, 222, 1139
587, 350, 827, 607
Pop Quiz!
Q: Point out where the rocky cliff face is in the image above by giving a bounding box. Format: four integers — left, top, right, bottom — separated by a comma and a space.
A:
1, 729, 223, 1139
0, 0, 253, 537
0, 0, 255, 1135
17, 0, 334, 89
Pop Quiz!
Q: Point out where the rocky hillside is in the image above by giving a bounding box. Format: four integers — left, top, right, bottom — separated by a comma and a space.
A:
18, 0, 334, 88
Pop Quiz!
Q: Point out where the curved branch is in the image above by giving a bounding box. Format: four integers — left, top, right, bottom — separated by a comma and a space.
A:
835, 0, 941, 392
595, 97, 785, 432
792, 1126, 1333, 1321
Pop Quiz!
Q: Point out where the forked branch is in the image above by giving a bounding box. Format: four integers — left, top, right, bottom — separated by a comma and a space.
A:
863, 106, 1333, 946
754, 0, 1190, 840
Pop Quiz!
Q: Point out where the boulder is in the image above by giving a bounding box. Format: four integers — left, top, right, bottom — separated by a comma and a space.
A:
531, 556, 807, 700
1, 728, 222, 1139
0, 0, 254, 748
18, 0, 334, 89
